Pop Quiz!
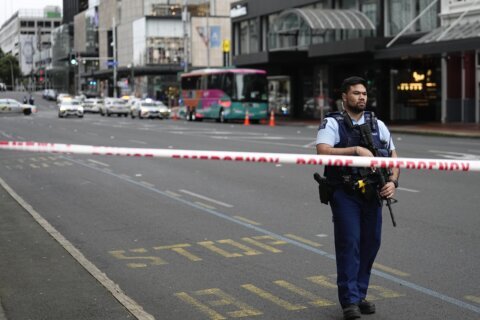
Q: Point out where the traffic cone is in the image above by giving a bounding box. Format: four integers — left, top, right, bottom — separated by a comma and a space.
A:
244, 110, 250, 126
172, 109, 177, 120
269, 110, 275, 127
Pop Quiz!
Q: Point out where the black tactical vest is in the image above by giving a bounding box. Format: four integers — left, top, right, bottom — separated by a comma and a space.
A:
323, 111, 390, 185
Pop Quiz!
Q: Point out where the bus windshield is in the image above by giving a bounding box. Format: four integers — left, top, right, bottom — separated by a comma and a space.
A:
233, 73, 268, 102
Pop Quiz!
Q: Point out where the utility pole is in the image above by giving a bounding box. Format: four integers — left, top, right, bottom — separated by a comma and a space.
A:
77, 54, 82, 95
112, 16, 117, 98
182, 0, 189, 73
206, 8, 210, 68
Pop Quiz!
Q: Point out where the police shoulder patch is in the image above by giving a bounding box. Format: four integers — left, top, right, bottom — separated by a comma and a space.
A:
319, 118, 328, 130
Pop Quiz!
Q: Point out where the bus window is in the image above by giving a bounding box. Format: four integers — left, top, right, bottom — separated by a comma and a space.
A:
181, 76, 201, 90
207, 73, 222, 90
223, 73, 234, 97
235, 73, 268, 102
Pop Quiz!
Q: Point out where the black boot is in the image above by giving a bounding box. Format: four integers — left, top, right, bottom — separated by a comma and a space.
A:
342, 304, 361, 320
358, 299, 375, 314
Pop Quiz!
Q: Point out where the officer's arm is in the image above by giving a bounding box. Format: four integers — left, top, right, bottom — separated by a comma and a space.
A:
316, 143, 363, 156
380, 150, 400, 198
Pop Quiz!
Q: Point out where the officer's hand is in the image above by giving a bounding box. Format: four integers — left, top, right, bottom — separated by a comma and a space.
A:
355, 146, 374, 157
379, 182, 396, 199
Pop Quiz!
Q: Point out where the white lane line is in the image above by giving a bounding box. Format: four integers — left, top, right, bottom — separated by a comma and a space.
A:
397, 187, 420, 193
303, 141, 317, 148
87, 159, 110, 167
0, 177, 154, 320
140, 181, 155, 188
129, 140, 147, 145
179, 189, 233, 208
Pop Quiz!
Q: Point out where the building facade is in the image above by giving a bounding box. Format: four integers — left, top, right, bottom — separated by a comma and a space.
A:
72, 0, 234, 102
0, 7, 62, 89
231, 0, 480, 124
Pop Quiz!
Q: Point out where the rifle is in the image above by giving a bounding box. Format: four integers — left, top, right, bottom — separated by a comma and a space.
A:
358, 123, 397, 227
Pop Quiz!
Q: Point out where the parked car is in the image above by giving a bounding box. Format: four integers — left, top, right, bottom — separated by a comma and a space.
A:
58, 99, 83, 118
130, 99, 166, 119
100, 98, 130, 117
155, 101, 171, 119
82, 98, 103, 113
0, 98, 36, 115
43, 89, 58, 101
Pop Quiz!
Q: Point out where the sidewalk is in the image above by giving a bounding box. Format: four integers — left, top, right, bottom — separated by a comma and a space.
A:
275, 118, 480, 138
0, 179, 135, 320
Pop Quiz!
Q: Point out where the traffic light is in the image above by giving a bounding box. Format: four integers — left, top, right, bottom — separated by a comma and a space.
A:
70, 53, 77, 65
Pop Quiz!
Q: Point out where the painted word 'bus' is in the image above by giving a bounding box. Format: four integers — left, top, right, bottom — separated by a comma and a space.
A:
180, 68, 268, 122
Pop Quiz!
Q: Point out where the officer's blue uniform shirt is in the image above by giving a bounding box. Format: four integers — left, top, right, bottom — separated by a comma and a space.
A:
316, 114, 395, 151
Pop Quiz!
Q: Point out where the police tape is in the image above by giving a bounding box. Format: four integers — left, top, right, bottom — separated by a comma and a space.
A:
1, 140, 479, 172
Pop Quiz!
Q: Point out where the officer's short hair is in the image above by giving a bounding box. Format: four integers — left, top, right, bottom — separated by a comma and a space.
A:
341, 76, 368, 94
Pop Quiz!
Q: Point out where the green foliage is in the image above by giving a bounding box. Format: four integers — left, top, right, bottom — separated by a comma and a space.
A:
0, 54, 21, 89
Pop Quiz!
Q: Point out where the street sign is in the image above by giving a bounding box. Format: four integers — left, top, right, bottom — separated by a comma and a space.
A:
223, 39, 231, 53
106, 60, 118, 67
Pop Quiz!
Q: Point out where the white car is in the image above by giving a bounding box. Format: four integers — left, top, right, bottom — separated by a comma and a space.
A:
155, 101, 171, 119
56, 93, 72, 104
82, 98, 103, 113
58, 99, 83, 118
130, 99, 166, 119
101, 98, 130, 117
0, 98, 37, 115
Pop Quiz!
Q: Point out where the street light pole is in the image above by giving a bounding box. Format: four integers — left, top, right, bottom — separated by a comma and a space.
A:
112, 16, 118, 98
182, 0, 189, 73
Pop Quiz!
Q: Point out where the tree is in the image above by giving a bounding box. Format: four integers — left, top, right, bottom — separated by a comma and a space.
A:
0, 51, 22, 90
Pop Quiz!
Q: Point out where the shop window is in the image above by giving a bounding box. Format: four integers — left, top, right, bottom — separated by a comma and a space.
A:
386, 0, 438, 36
147, 37, 184, 64
240, 20, 249, 54
249, 19, 259, 53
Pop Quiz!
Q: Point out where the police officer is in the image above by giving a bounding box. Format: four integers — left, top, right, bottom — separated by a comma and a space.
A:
316, 76, 399, 320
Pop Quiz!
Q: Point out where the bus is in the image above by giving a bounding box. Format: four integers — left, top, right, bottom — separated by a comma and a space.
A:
180, 68, 268, 122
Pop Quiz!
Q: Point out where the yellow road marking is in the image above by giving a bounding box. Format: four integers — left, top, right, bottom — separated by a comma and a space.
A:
139, 181, 155, 188
307, 275, 337, 289
41, 163, 49, 168
197, 288, 262, 317
234, 216, 261, 225
109, 248, 167, 268
165, 190, 181, 197
284, 234, 323, 247
242, 235, 286, 253
373, 263, 410, 277
217, 239, 262, 256
197, 241, 242, 258
177, 288, 262, 319
29, 163, 40, 168
464, 295, 480, 304
195, 201, 216, 210
241, 284, 307, 310
153, 244, 202, 262
368, 285, 405, 299
274, 280, 335, 307
175, 292, 226, 320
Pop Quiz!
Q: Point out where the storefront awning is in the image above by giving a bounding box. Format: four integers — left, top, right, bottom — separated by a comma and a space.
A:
376, 21, 480, 59
414, 20, 480, 44
278, 8, 375, 32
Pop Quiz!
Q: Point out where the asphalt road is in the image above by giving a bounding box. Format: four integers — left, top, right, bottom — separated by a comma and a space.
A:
0, 92, 479, 320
